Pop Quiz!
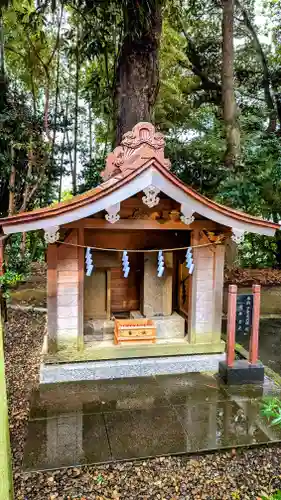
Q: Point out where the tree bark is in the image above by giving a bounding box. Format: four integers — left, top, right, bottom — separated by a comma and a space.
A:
114, 0, 162, 146
8, 146, 16, 216
73, 32, 79, 195
89, 102, 92, 162
222, 0, 240, 167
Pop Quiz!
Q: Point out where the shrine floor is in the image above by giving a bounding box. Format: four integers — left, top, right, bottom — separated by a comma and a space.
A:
23, 372, 281, 471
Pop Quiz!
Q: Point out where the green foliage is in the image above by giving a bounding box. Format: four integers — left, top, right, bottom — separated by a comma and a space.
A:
79, 157, 104, 192
5, 234, 31, 277
166, 107, 226, 197
260, 491, 281, 500
237, 234, 277, 269
260, 397, 281, 426
155, 17, 194, 130
5, 232, 45, 278
0, 269, 22, 291
217, 133, 281, 220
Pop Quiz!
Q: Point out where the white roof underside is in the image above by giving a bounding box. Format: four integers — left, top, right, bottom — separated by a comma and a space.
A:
2, 167, 276, 236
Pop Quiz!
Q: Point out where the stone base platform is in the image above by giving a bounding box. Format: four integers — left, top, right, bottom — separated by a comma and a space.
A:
40, 353, 226, 384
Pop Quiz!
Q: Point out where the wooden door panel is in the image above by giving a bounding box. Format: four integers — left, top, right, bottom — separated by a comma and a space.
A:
111, 255, 141, 312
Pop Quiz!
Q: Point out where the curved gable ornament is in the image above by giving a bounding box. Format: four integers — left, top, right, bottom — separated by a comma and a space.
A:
232, 228, 245, 244
44, 226, 60, 244
142, 185, 160, 208
105, 203, 120, 224
180, 204, 195, 225
101, 122, 171, 180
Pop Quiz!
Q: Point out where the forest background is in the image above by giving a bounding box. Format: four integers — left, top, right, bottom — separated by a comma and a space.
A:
0, 0, 281, 279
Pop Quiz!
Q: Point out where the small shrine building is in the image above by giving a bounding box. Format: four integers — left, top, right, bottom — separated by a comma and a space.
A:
0, 122, 279, 378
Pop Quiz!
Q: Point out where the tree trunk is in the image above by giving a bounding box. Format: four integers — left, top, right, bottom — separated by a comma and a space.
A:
0, 8, 4, 79
50, 46, 61, 171
89, 102, 92, 162
8, 146, 16, 216
73, 32, 80, 196
114, 0, 162, 146
222, 0, 240, 167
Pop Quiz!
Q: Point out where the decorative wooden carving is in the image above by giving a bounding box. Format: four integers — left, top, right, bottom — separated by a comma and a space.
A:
129, 209, 163, 221
105, 203, 120, 224
168, 210, 180, 222
180, 214, 195, 225
44, 226, 60, 244
129, 208, 150, 220
232, 229, 245, 244
101, 122, 171, 180
180, 203, 195, 225
142, 185, 160, 208
200, 229, 226, 247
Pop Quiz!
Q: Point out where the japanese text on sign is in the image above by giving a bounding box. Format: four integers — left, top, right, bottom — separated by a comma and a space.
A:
236, 294, 253, 337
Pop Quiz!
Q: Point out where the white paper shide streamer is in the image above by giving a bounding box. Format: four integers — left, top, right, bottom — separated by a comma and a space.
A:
122, 251, 130, 278
185, 247, 194, 274
157, 250, 165, 277
85, 247, 94, 276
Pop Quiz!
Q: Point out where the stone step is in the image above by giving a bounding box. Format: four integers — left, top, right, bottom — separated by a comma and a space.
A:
40, 353, 226, 384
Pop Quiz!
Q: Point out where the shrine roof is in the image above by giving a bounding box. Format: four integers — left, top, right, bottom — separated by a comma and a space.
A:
0, 122, 279, 237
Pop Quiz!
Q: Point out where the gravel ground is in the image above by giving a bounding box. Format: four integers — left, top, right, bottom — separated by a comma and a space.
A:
5, 309, 281, 500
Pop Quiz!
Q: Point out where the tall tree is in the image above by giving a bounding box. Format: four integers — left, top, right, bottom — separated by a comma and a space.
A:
114, 0, 163, 145
221, 0, 240, 167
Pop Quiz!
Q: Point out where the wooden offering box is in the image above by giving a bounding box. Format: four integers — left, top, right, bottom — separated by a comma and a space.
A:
114, 319, 156, 345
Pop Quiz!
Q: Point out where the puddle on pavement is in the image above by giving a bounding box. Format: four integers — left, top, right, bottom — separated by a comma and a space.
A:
23, 372, 281, 471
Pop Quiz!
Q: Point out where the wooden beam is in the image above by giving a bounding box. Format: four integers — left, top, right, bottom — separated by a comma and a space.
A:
62, 218, 226, 231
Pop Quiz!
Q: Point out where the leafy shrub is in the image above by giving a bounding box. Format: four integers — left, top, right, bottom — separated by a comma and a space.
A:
259, 492, 281, 499
260, 397, 281, 426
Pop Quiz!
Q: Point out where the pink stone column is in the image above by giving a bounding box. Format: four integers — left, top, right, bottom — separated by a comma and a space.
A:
226, 284, 237, 367
249, 284, 261, 365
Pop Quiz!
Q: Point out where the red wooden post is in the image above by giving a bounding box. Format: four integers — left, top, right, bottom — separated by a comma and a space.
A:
249, 284, 261, 365
226, 284, 237, 367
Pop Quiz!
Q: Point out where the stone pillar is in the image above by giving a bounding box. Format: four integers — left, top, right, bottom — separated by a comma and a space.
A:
212, 244, 226, 338
47, 229, 84, 352
188, 233, 225, 346
47, 243, 58, 353
142, 252, 173, 317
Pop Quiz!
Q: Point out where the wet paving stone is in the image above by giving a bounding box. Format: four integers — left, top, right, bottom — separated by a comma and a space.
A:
104, 406, 187, 460
23, 372, 281, 471
24, 413, 111, 471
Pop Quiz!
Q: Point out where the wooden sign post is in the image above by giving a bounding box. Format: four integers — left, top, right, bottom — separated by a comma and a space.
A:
249, 284, 261, 365
219, 283, 264, 385
226, 284, 237, 367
